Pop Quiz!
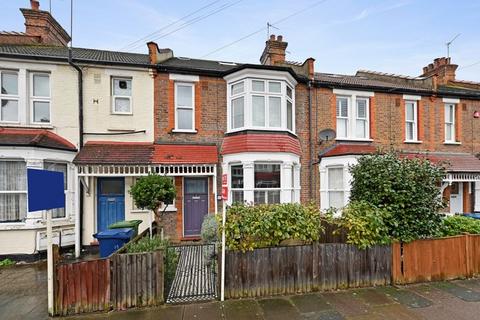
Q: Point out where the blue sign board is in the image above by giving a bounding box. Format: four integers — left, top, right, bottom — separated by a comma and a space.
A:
27, 168, 65, 212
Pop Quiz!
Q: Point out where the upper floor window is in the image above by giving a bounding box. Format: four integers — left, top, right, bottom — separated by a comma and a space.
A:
1, 71, 19, 122
405, 101, 418, 141
445, 103, 456, 142
112, 77, 132, 114
30, 73, 51, 123
228, 78, 295, 133
335, 92, 371, 140
174, 82, 195, 132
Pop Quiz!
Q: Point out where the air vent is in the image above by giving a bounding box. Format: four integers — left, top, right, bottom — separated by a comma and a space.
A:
94, 73, 101, 84
218, 61, 237, 66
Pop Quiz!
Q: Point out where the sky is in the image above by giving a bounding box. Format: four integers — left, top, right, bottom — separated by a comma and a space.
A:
2, 0, 480, 81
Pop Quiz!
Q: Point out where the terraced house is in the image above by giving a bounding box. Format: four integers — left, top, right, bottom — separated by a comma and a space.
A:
1, 1, 480, 256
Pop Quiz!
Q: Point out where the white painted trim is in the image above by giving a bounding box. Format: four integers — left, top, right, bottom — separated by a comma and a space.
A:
403, 94, 422, 101
443, 97, 460, 104
333, 89, 374, 97
169, 73, 199, 82
224, 68, 297, 86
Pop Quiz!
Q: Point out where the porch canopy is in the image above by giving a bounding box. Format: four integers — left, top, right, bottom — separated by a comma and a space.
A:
73, 142, 218, 177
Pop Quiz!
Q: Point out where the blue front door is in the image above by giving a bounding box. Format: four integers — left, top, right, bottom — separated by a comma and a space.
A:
97, 178, 125, 232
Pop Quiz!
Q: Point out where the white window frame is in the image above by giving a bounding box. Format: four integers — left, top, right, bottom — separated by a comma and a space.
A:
174, 82, 196, 132
111, 77, 133, 115
230, 163, 245, 203
230, 80, 245, 129
29, 72, 51, 124
253, 162, 282, 205
226, 75, 296, 134
0, 160, 27, 223
326, 166, 347, 209
444, 103, 456, 143
405, 100, 418, 142
0, 70, 20, 123
334, 89, 373, 141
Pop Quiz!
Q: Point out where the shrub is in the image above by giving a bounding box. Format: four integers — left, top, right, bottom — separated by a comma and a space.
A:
0, 258, 15, 268
334, 201, 391, 249
129, 173, 176, 216
439, 215, 480, 237
201, 214, 218, 243
349, 152, 446, 242
220, 203, 322, 252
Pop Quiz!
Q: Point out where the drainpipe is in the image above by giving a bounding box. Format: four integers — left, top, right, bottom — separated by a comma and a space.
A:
308, 80, 314, 200
68, 48, 84, 257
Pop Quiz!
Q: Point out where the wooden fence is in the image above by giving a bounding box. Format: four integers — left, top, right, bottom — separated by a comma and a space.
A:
53, 246, 164, 316
392, 234, 480, 284
224, 243, 391, 299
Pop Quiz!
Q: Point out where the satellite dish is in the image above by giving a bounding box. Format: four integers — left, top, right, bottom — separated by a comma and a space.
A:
318, 129, 336, 143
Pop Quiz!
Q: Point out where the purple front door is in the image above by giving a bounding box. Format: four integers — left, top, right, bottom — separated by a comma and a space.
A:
184, 177, 209, 237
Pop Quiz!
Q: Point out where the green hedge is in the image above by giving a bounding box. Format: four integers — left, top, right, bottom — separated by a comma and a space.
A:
439, 215, 480, 237
219, 203, 322, 252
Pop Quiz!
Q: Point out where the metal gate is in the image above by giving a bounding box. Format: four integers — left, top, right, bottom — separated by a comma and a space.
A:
166, 244, 217, 304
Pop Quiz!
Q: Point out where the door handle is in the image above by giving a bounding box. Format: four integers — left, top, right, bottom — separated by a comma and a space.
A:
107, 198, 116, 201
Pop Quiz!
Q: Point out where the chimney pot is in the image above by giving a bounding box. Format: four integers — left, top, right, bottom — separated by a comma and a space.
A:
30, 0, 40, 10
277, 35, 283, 42
269, 34, 275, 41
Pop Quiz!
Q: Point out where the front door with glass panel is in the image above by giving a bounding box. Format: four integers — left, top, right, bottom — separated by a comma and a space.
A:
450, 182, 463, 214
184, 177, 208, 237
97, 178, 125, 232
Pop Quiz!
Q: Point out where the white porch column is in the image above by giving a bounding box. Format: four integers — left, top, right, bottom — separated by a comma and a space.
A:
475, 182, 480, 212
281, 161, 293, 203
293, 163, 301, 203
319, 165, 328, 210
243, 161, 255, 204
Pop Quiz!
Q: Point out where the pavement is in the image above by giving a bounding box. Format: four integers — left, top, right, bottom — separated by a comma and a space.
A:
2, 263, 480, 319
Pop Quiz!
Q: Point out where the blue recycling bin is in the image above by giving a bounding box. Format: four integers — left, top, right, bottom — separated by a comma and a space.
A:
93, 228, 134, 258
465, 213, 480, 219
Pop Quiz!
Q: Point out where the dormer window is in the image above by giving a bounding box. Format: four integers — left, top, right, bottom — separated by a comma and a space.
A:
227, 73, 296, 133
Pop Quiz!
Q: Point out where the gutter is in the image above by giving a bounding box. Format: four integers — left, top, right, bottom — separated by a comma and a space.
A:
68, 48, 84, 257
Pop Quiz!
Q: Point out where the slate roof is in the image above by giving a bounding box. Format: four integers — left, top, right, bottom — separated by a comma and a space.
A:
0, 45, 150, 67
0, 128, 77, 151
74, 142, 218, 165
158, 57, 241, 73
314, 73, 431, 92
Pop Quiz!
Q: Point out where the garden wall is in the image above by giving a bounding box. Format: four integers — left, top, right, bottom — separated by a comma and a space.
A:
224, 243, 391, 299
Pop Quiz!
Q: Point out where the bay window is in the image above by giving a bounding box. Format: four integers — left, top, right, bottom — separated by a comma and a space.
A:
334, 90, 372, 140
230, 165, 244, 203
175, 82, 195, 131
1, 70, 19, 122
227, 76, 296, 133
0, 161, 27, 222
405, 101, 418, 141
254, 164, 281, 204
30, 73, 50, 123
44, 162, 67, 219
445, 103, 456, 142
327, 167, 345, 209
112, 77, 132, 114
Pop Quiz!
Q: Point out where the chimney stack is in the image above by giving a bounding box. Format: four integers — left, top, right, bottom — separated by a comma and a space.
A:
260, 34, 288, 65
147, 41, 174, 64
421, 57, 458, 85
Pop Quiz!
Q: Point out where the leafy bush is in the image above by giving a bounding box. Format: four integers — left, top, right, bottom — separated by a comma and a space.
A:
332, 201, 392, 249
129, 173, 176, 215
220, 203, 322, 252
125, 235, 169, 253
349, 152, 446, 242
439, 215, 480, 237
0, 258, 14, 267
201, 214, 218, 243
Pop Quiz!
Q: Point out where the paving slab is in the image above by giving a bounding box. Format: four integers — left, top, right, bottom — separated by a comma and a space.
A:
322, 292, 370, 317
302, 309, 345, 320
289, 293, 332, 314
431, 281, 480, 302
452, 278, 480, 291
378, 287, 432, 308
369, 304, 423, 320
353, 288, 394, 306
258, 297, 301, 320
183, 301, 224, 320
223, 299, 263, 320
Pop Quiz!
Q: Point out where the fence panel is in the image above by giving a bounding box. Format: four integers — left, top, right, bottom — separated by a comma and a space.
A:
110, 251, 164, 309
392, 235, 480, 284
55, 259, 110, 316
224, 243, 390, 299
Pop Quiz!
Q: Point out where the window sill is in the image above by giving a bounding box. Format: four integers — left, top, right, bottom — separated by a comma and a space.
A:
171, 129, 197, 134
335, 138, 373, 142
0, 123, 54, 129
444, 141, 461, 145
227, 127, 296, 135
404, 140, 423, 144
111, 112, 133, 116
